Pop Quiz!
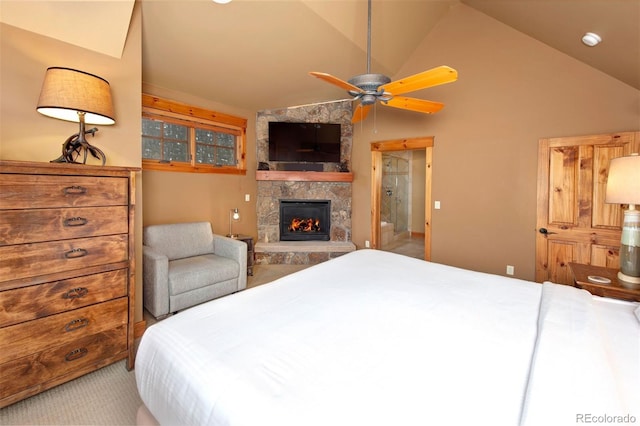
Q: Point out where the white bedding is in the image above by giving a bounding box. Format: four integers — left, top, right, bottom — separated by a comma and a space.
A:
521, 283, 640, 425
135, 250, 639, 426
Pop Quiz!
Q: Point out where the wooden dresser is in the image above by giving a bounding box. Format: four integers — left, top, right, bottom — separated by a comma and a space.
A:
0, 160, 138, 408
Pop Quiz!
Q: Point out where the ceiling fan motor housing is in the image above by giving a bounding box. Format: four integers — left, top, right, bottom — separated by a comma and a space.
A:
348, 73, 391, 105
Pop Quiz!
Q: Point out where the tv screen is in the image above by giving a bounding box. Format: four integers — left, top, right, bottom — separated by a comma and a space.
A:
268, 122, 341, 163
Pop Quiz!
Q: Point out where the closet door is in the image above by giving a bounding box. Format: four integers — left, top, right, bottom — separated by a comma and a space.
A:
535, 132, 640, 284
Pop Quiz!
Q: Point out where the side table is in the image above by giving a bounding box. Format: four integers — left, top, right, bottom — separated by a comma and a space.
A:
568, 263, 640, 302
229, 234, 254, 276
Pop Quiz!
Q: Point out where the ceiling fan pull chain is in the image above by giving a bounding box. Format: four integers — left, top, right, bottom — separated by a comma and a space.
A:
373, 103, 378, 134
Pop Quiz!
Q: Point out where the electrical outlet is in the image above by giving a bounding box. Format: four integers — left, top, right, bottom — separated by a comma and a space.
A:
245, 194, 250, 202
365, 240, 370, 248
434, 201, 441, 209
506, 265, 515, 276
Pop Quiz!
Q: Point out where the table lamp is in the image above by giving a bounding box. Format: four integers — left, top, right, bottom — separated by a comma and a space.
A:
228, 208, 240, 238
36, 67, 115, 165
605, 153, 640, 286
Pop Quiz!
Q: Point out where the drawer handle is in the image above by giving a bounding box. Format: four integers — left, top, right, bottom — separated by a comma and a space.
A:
65, 318, 90, 332
63, 185, 87, 195
62, 287, 89, 299
64, 217, 88, 227
65, 348, 88, 362
64, 248, 88, 259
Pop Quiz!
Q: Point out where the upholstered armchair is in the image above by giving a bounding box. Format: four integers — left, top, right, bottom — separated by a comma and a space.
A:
143, 222, 247, 319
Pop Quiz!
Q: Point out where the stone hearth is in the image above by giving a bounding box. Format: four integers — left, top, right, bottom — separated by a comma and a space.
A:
255, 241, 356, 265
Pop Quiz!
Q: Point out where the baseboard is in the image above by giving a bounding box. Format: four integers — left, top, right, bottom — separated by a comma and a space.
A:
134, 319, 147, 339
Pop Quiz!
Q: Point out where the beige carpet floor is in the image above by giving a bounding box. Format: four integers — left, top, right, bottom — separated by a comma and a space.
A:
0, 359, 141, 425
0, 264, 308, 425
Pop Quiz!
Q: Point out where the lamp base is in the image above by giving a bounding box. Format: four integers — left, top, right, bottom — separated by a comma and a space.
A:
618, 271, 640, 288
227, 234, 239, 239
51, 126, 106, 165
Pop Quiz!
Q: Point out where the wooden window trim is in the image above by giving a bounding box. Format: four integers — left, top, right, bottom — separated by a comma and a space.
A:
142, 94, 247, 174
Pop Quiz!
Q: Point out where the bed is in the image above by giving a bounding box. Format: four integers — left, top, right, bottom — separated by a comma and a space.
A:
135, 249, 639, 426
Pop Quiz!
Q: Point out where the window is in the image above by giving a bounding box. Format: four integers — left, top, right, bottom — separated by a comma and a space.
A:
142, 94, 247, 174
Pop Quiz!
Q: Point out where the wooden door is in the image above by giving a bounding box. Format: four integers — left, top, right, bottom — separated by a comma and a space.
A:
535, 132, 640, 284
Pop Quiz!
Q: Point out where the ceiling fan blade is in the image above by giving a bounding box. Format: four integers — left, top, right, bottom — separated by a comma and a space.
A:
351, 103, 372, 123
381, 66, 458, 96
383, 97, 444, 114
309, 72, 362, 93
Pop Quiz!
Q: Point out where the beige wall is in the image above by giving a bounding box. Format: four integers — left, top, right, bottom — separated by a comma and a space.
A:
350, 4, 640, 280
0, 5, 143, 319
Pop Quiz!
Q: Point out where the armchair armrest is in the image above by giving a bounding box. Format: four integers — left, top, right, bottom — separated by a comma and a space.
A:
143, 245, 170, 318
212, 235, 248, 291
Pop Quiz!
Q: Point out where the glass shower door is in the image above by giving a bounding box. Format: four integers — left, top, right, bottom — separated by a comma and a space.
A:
381, 154, 409, 246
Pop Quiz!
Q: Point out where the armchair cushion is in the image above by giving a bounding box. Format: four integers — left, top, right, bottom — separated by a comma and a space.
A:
169, 254, 239, 295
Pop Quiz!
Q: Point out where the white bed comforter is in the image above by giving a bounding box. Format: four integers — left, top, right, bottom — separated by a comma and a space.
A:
136, 250, 639, 426
521, 283, 640, 425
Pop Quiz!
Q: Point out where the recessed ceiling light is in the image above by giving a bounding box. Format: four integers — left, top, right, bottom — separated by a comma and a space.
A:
582, 32, 602, 47
213, 0, 232, 3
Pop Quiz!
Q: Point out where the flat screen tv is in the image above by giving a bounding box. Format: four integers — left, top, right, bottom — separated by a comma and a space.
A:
268, 122, 341, 163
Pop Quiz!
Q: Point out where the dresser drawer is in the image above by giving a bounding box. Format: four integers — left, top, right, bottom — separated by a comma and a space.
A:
0, 297, 128, 363
0, 206, 128, 245
0, 234, 128, 282
0, 269, 128, 327
0, 325, 127, 401
0, 174, 128, 209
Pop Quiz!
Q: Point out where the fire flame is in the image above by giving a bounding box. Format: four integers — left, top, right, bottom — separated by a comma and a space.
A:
289, 217, 321, 233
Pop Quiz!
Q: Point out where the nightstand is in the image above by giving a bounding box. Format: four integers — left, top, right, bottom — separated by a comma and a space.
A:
230, 234, 254, 276
568, 263, 640, 302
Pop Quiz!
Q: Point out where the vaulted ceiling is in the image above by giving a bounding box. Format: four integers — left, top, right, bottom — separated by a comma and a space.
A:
2, 0, 639, 113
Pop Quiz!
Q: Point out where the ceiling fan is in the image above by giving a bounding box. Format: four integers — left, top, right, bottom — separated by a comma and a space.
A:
309, 0, 458, 123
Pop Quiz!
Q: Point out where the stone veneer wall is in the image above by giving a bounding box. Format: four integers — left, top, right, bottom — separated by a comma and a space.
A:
256, 100, 353, 246
257, 180, 352, 243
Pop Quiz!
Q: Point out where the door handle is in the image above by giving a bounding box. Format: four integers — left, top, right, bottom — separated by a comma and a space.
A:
539, 228, 557, 235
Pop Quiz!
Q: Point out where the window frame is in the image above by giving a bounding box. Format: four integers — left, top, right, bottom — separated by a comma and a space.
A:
142, 94, 247, 174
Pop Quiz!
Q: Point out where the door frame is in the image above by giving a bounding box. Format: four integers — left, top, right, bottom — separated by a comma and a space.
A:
370, 136, 433, 260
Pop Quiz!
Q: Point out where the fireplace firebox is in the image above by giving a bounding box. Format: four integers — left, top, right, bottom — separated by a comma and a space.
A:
279, 199, 331, 241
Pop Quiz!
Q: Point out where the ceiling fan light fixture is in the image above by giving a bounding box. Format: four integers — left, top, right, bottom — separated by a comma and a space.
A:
360, 94, 379, 106
582, 32, 601, 47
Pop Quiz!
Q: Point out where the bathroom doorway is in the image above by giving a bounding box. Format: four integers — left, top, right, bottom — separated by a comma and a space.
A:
381, 153, 410, 238
371, 137, 432, 261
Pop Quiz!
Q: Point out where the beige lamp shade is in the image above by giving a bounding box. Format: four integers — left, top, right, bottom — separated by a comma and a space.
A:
36, 67, 115, 125
605, 154, 640, 205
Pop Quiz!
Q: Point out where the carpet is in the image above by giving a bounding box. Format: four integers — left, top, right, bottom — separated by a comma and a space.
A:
0, 360, 140, 425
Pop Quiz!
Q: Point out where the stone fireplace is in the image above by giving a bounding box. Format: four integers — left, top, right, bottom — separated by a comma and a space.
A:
255, 100, 356, 264
257, 180, 351, 243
